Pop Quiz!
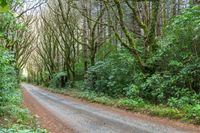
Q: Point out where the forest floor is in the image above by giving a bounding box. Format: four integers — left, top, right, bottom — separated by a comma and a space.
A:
22, 83, 200, 133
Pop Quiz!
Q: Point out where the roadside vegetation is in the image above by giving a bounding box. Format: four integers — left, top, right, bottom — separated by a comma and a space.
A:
25, 1, 200, 125
0, 0, 46, 132
0, 48, 46, 132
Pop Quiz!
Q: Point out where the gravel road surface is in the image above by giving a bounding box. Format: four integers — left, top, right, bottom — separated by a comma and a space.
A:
22, 83, 200, 133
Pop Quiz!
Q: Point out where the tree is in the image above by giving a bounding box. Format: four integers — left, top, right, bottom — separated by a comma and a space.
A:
103, 0, 160, 72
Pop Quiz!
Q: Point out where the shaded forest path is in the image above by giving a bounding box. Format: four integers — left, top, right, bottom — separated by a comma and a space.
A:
22, 83, 200, 133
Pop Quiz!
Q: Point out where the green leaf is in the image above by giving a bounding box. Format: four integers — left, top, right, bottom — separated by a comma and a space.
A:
0, 0, 10, 13
0, 0, 7, 7
0, 5, 9, 13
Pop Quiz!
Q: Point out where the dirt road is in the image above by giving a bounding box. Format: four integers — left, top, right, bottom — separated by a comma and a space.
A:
22, 83, 200, 133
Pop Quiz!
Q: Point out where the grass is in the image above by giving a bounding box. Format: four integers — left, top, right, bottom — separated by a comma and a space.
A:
38, 86, 200, 125
0, 106, 47, 133
0, 88, 47, 133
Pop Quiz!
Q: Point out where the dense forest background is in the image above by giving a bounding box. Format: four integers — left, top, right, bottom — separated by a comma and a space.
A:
0, 0, 200, 129
23, 0, 200, 123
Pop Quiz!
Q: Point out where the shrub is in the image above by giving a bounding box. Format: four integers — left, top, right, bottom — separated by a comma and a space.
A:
140, 72, 199, 104
140, 73, 165, 103
123, 84, 140, 99
49, 72, 68, 88
117, 98, 146, 109
139, 6, 200, 104
0, 47, 34, 129
186, 104, 200, 124
0, 47, 20, 117
86, 50, 136, 97
148, 106, 183, 119
167, 96, 199, 109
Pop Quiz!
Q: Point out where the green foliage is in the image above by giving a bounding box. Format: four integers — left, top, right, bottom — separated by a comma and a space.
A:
0, 0, 9, 13
0, 124, 47, 133
96, 41, 117, 61
167, 96, 199, 109
140, 6, 200, 104
86, 50, 136, 97
47, 86, 188, 122
186, 104, 200, 124
140, 73, 166, 103
0, 48, 21, 119
117, 98, 145, 109
85, 5, 200, 105
147, 105, 183, 119
123, 84, 140, 99
0, 47, 19, 117
150, 6, 200, 71
82, 7, 200, 124
0, 47, 44, 131
74, 59, 85, 81
153, 6, 200, 73
0, 0, 47, 131
50, 72, 68, 88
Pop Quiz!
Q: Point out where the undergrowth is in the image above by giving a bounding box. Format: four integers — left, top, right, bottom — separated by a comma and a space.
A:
0, 48, 46, 133
41, 85, 200, 125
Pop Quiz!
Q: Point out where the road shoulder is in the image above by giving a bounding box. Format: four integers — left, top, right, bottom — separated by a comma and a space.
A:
22, 87, 74, 133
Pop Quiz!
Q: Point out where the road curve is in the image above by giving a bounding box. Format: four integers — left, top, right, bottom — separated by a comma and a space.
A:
22, 83, 198, 133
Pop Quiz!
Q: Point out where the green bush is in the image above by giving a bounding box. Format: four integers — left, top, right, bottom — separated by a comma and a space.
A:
140, 73, 166, 103
123, 84, 140, 99
86, 50, 136, 97
141, 6, 200, 104
148, 105, 183, 119
0, 47, 20, 117
167, 96, 199, 109
117, 98, 146, 109
0, 48, 42, 131
186, 104, 200, 124
49, 72, 68, 88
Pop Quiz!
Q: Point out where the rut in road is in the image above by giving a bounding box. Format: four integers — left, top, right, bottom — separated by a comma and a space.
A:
22, 83, 199, 133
